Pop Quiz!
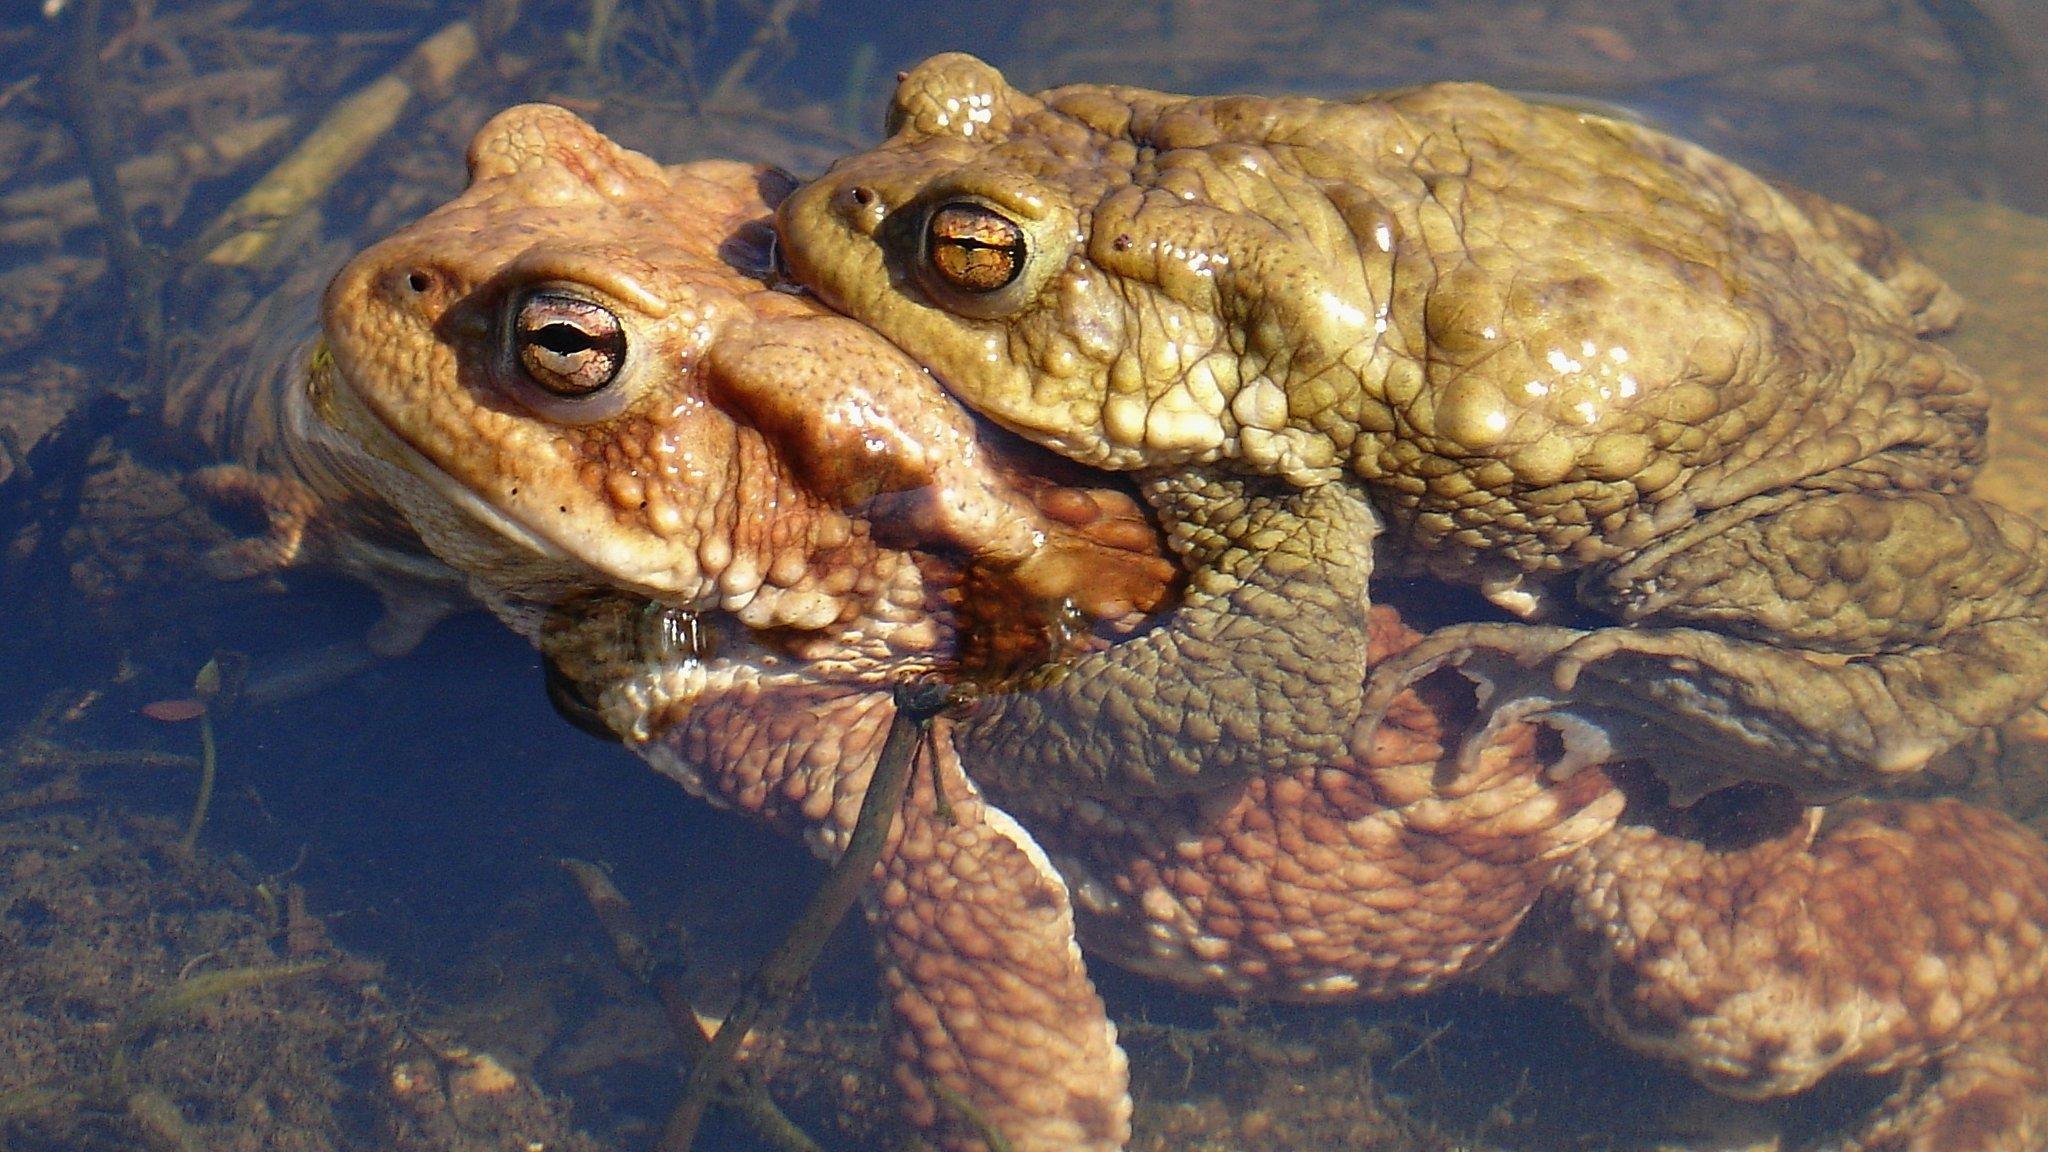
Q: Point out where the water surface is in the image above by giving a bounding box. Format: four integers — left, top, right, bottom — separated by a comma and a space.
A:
2, 2, 2045, 1149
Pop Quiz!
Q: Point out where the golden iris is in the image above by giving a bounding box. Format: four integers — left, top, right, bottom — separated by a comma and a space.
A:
512, 291, 626, 397
925, 202, 1026, 293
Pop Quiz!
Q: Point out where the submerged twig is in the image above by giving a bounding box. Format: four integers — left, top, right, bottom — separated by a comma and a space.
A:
0, 116, 293, 246
706, 0, 813, 104
13, 747, 201, 774
563, 859, 821, 1152
561, 860, 687, 1031
657, 681, 949, 1152
55, 0, 169, 350
5, 692, 202, 791
202, 18, 480, 267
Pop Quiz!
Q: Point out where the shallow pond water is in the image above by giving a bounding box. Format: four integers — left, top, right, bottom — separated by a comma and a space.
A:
2, 2, 2047, 1150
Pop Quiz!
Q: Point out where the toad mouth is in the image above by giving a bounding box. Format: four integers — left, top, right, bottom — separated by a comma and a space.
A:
306, 342, 581, 572
307, 343, 756, 669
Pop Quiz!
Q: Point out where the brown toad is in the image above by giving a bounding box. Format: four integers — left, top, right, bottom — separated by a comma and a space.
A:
775, 53, 2048, 804
313, 102, 1175, 1150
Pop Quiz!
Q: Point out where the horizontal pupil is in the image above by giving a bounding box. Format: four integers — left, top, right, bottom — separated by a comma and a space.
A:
935, 236, 1021, 291
947, 237, 1017, 253
534, 323, 599, 353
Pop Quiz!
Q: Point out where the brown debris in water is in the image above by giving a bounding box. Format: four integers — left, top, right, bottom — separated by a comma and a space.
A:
0, 795, 604, 1151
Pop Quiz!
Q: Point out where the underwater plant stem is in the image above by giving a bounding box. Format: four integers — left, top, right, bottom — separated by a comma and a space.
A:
657, 681, 947, 1152
577, 0, 620, 72
1914, 0, 2034, 200
177, 713, 216, 854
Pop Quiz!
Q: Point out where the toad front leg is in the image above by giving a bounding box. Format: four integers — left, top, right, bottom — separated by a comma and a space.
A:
959, 470, 1378, 796
1370, 487, 2048, 802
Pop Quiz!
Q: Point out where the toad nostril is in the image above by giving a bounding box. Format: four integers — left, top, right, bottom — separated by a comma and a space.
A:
832, 185, 885, 232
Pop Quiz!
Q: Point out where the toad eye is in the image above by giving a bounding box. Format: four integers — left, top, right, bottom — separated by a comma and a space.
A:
511, 291, 626, 397
923, 201, 1026, 293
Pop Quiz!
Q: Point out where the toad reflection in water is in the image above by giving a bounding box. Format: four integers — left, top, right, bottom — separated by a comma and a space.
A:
316, 98, 2048, 1152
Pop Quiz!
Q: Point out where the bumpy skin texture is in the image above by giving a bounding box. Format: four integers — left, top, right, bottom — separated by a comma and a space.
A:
995, 604, 1628, 1001
1551, 798, 2048, 1112
316, 103, 1177, 1152
1010, 607, 2048, 1152
775, 53, 2048, 803
315, 105, 2048, 1151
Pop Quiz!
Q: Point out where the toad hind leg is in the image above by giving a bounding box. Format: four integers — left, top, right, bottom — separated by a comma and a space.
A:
1367, 488, 2048, 802
880, 721, 1130, 1152
1558, 798, 2048, 1152
1580, 488, 2048, 796
958, 470, 1378, 796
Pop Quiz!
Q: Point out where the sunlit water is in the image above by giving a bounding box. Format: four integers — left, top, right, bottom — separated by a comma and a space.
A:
2, 2, 2046, 1149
